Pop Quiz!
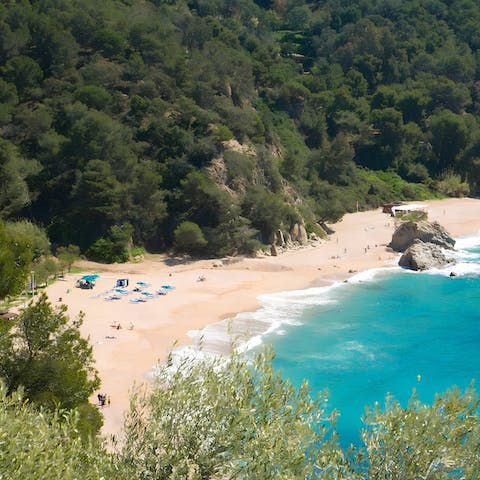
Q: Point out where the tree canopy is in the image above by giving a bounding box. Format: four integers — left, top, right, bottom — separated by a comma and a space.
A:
0, 293, 102, 438
1, 0, 480, 258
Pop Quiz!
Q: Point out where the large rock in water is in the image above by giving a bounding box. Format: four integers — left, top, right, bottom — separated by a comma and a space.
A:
389, 220, 455, 252
399, 240, 454, 271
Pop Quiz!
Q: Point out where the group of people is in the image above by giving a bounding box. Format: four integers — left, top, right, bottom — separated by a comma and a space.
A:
97, 393, 110, 407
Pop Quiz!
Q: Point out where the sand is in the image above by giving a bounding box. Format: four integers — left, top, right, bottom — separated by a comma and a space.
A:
44, 198, 480, 440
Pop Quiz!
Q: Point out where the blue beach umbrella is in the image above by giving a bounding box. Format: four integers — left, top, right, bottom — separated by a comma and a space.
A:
82, 274, 99, 282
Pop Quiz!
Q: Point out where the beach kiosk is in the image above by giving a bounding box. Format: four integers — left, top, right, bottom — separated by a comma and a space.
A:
116, 278, 129, 288
391, 203, 427, 217
382, 201, 404, 214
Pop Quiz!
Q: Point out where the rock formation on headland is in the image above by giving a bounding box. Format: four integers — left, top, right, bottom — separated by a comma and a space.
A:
269, 222, 320, 256
389, 220, 456, 252
390, 220, 456, 271
398, 240, 454, 271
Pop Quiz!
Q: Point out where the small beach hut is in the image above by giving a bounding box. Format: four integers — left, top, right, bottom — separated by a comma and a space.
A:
382, 202, 404, 214
116, 278, 129, 287
391, 203, 427, 217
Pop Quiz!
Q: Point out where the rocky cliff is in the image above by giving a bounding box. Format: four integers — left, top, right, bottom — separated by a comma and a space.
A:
398, 240, 455, 271
389, 221, 455, 252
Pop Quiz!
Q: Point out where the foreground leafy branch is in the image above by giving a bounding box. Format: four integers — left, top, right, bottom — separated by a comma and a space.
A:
119, 347, 346, 479
359, 386, 480, 479
0, 385, 114, 480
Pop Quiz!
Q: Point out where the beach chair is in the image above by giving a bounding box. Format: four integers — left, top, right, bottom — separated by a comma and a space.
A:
141, 291, 157, 298
129, 297, 147, 303
115, 288, 131, 295
104, 294, 121, 301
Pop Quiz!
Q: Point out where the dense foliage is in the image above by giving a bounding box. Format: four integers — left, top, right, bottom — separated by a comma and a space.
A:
0, 293, 102, 438
0, 386, 115, 480
120, 348, 339, 478
1, 0, 479, 259
0, 219, 34, 298
1, 348, 479, 479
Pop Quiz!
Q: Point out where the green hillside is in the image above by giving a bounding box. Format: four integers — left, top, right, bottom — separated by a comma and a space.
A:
1, 0, 479, 260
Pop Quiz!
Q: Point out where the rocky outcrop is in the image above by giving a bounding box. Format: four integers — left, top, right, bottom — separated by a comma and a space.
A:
290, 223, 300, 242
399, 240, 454, 271
288, 223, 309, 246
389, 221, 455, 252
298, 225, 308, 245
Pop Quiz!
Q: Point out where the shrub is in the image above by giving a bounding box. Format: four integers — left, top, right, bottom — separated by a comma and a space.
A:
173, 221, 207, 255
436, 171, 470, 197
86, 237, 129, 263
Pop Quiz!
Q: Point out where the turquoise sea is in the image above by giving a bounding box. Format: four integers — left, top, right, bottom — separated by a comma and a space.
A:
256, 236, 480, 447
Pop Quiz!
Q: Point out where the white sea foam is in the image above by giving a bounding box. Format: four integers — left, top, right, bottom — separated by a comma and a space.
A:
159, 267, 404, 369
343, 340, 376, 360
400, 234, 480, 278
157, 241, 479, 373
421, 234, 480, 277
422, 262, 480, 278
347, 266, 400, 284
455, 233, 480, 250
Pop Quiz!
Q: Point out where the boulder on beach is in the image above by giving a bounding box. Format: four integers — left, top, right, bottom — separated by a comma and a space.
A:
399, 240, 454, 271
389, 220, 455, 252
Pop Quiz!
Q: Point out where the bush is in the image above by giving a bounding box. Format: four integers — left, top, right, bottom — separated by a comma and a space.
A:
86, 237, 129, 263
436, 171, 470, 197
130, 246, 146, 258
4, 220, 50, 259
56, 244, 81, 273
34, 256, 60, 286
396, 209, 428, 223
173, 221, 207, 255
120, 347, 335, 479
75, 85, 111, 110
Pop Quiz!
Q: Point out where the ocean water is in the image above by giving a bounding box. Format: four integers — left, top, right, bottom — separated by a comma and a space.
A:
257, 237, 480, 447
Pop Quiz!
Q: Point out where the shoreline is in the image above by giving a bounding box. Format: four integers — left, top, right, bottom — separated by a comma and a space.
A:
43, 197, 480, 440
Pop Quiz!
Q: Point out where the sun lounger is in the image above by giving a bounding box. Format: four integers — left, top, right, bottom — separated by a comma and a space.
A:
141, 291, 157, 298
115, 288, 131, 295
104, 294, 121, 301
161, 285, 175, 289
129, 297, 147, 303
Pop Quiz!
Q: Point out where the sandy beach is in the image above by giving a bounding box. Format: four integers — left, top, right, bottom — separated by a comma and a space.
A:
44, 197, 480, 440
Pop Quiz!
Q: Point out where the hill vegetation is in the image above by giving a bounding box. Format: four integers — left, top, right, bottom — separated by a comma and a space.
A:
1, 0, 479, 262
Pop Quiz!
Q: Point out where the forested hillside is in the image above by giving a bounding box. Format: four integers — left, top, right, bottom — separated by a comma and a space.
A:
1, 0, 480, 260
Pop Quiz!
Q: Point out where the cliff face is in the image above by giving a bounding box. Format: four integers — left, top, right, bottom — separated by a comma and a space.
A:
390, 220, 456, 271
398, 240, 454, 271
389, 221, 456, 252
